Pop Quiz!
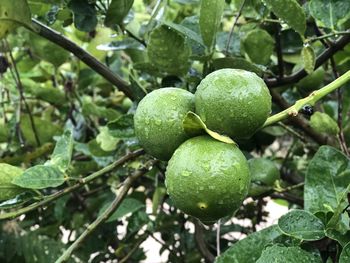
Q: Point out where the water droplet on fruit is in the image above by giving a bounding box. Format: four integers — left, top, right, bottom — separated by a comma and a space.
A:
181, 170, 192, 177
155, 119, 162, 126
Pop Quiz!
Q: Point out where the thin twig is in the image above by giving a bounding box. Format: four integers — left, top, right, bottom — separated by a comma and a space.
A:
0, 149, 144, 220
119, 235, 148, 263
225, 0, 246, 55
30, 19, 135, 100
272, 13, 284, 78
265, 34, 350, 87
194, 219, 215, 262
216, 219, 221, 257
308, 30, 350, 43
55, 160, 156, 263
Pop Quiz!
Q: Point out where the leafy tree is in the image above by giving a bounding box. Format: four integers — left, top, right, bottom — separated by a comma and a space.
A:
0, 0, 350, 262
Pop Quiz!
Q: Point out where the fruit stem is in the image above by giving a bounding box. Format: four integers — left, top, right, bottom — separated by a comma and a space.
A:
263, 70, 350, 127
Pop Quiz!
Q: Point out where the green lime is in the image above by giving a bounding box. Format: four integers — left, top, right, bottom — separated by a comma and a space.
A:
248, 158, 280, 196
165, 136, 250, 223
195, 69, 272, 140
134, 88, 195, 160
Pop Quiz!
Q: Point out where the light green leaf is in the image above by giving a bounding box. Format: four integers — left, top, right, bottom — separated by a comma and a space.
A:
263, 0, 306, 36
105, 0, 134, 27
304, 146, 350, 215
12, 165, 66, 189
199, 0, 225, 50
96, 127, 120, 152
310, 112, 339, 135
183, 111, 236, 145
147, 25, 191, 75
49, 130, 74, 172
302, 45, 316, 74
256, 245, 322, 263
0, 163, 26, 201
99, 197, 145, 222
152, 186, 166, 215
242, 29, 275, 65
278, 209, 325, 241
0, 0, 32, 39
309, 0, 350, 30
340, 242, 350, 263
215, 225, 281, 263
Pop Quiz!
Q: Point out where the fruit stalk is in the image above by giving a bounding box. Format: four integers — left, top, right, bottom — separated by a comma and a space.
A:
263, 70, 350, 127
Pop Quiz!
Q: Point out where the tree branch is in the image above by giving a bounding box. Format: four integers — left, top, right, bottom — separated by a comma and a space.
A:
55, 160, 157, 263
0, 149, 144, 220
194, 219, 215, 263
30, 19, 135, 101
265, 34, 350, 87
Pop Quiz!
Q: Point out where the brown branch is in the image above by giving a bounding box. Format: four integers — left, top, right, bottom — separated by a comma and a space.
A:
30, 19, 135, 101
194, 219, 215, 263
265, 34, 350, 87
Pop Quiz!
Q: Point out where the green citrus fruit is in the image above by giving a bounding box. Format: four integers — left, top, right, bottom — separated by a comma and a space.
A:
134, 88, 195, 160
0, 163, 25, 201
165, 136, 250, 223
248, 158, 280, 196
195, 69, 272, 140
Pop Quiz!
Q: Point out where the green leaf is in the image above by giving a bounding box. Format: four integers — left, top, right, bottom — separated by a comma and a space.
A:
304, 146, 350, 215
0, 0, 32, 39
105, 0, 134, 27
215, 225, 281, 263
152, 186, 167, 215
278, 209, 325, 241
147, 25, 191, 75
12, 165, 66, 189
183, 111, 236, 145
49, 130, 74, 172
256, 245, 322, 263
212, 57, 264, 76
309, 0, 350, 30
68, 0, 97, 32
96, 127, 120, 152
199, 0, 225, 50
302, 45, 316, 74
0, 163, 26, 201
263, 0, 306, 36
310, 112, 339, 135
340, 242, 350, 263
98, 197, 145, 223
107, 114, 135, 138
326, 229, 350, 247
242, 29, 275, 65
163, 21, 204, 46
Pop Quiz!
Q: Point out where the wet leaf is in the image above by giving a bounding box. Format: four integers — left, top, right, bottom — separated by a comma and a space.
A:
0, 163, 26, 201
12, 165, 66, 189
105, 0, 134, 27
302, 45, 316, 74
215, 225, 281, 263
48, 129, 74, 172
183, 111, 235, 144
256, 245, 322, 263
199, 0, 225, 50
278, 209, 325, 241
263, 0, 306, 36
310, 112, 339, 135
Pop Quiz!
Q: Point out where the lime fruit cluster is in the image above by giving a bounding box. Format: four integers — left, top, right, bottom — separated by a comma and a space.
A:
134, 69, 272, 222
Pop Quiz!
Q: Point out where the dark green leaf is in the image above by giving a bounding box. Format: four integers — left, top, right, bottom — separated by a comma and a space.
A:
263, 0, 306, 36
147, 25, 191, 75
68, 0, 97, 32
105, 0, 134, 27
163, 21, 204, 46
199, 0, 225, 50
309, 0, 350, 29
213, 57, 264, 76
242, 29, 275, 65
12, 165, 66, 189
99, 197, 145, 223
107, 114, 135, 138
256, 245, 322, 263
49, 129, 74, 172
278, 209, 325, 241
304, 146, 350, 215
215, 225, 281, 263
